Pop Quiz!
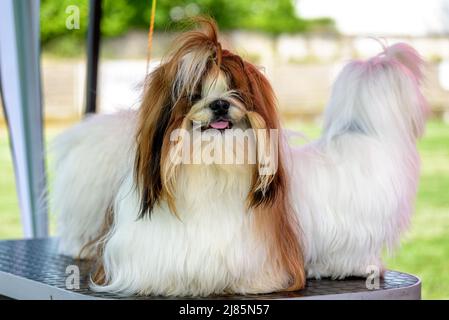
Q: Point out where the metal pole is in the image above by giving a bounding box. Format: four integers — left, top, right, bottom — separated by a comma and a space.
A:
0, 0, 48, 237
85, 0, 102, 114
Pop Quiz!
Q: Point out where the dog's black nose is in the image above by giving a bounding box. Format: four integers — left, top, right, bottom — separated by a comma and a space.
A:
210, 99, 230, 115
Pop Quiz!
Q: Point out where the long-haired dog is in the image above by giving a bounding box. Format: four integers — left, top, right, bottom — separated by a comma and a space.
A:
51, 19, 428, 296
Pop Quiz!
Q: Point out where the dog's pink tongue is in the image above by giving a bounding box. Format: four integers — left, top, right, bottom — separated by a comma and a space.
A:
209, 121, 229, 129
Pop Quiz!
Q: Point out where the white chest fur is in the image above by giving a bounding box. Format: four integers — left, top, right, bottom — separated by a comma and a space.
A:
94, 164, 285, 296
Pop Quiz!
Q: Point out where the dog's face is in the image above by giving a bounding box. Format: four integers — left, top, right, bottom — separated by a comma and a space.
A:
187, 67, 248, 131
165, 42, 276, 135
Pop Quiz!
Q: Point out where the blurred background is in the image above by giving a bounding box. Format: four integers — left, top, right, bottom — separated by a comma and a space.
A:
0, 0, 448, 299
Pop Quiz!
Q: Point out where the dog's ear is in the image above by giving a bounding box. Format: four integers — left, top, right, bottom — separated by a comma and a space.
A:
244, 62, 284, 209
134, 64, 175, 219
223, 56, 286, 210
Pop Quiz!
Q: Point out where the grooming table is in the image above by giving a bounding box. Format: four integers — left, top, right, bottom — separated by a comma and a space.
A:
0, 238, 420, 300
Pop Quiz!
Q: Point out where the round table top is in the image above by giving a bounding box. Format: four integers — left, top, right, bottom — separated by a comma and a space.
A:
0, 238, 420, 300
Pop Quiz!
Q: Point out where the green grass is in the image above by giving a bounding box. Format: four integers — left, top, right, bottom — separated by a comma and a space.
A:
0, 128, 22, 239
0, 120, 448, 299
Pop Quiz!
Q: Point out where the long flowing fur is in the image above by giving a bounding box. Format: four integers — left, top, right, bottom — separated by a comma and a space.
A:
137, 18, 304, 291
52, 17, 426, 293
289, 42, 428, 278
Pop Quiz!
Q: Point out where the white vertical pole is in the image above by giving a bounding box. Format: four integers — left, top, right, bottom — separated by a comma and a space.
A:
0, 0, 48, 238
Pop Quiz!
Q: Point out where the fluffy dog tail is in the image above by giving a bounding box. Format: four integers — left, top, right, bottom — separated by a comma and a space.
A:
322, 42, 429, 144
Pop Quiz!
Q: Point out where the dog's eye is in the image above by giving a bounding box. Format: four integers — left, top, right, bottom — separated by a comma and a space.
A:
232, 92, 245, 103
191, 93, 202, 102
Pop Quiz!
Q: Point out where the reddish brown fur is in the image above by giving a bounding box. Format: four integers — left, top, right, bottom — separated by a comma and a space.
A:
134, 17, 305, 291
220, 47, 305, 290
81, 206, 114, 285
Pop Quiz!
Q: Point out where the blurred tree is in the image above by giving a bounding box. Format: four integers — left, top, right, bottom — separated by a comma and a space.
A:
41, 0, 334, 53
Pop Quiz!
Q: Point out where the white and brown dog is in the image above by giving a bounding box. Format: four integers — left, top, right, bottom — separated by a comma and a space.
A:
51, 19, 428, 296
